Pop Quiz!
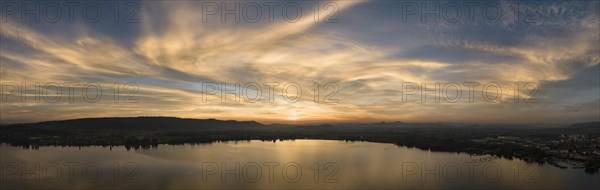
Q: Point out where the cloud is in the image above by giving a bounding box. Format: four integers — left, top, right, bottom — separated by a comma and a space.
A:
1, 0, 598, 124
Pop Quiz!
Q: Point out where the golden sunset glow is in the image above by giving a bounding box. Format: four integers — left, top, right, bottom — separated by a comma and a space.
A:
0, 0, 598, 124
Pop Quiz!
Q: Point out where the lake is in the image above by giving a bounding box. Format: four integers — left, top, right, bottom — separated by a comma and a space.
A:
1, 140, 598, 189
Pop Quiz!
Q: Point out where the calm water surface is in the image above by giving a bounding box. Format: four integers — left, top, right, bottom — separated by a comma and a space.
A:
1, 140, 598, 189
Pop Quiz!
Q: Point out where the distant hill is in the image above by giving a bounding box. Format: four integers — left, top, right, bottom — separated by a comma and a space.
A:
1, 117, 264, 131
2, 117, 599, 173
568, 122, 600, 129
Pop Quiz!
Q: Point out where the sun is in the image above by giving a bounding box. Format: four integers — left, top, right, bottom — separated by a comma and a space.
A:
288, 113, 298, 121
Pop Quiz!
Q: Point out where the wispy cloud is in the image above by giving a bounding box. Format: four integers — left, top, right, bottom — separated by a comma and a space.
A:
1, 0, 598, 124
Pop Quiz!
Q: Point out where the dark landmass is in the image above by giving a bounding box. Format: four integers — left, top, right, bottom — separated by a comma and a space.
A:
1, 117, 599, 173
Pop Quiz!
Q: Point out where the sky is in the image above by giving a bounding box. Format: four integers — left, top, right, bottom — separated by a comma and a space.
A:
0, 0, 599, 124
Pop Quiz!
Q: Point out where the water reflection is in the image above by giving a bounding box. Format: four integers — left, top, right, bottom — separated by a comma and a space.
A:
1, 140, 598, 189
